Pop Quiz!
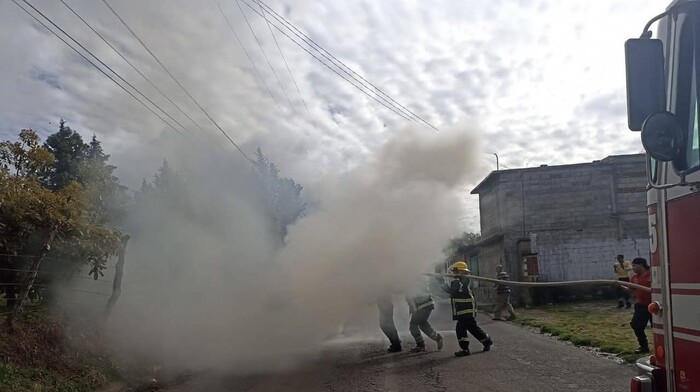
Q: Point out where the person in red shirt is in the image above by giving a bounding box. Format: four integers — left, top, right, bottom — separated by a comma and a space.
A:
627, 257, 652, 353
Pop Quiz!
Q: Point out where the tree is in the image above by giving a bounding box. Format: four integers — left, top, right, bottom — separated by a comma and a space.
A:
76, 135, 128, 225
0, 129, 123, 321
40, 122, 128, 278
132, 159, 191, 230
135, 160, 187, 208
443, 231, 482, 263
251, 148, 306, 244
152, 159, 181, 194
0, 128, 55, 177
42, 119, 88, 190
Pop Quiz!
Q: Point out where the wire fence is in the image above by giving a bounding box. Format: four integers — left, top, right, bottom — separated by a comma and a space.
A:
0, 252, 119, 319
0, 253, 116, 269
0, 266, 113, 283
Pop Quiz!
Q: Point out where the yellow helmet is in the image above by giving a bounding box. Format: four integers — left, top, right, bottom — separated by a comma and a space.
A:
450, 261, 470, 272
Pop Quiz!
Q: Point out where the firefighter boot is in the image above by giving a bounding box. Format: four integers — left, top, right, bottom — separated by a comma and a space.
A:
436, 334, 444, 351
410, 345, 426, 353
454, 341, 470, 357
625, 301, 632, 309
635, 346, 650, 354
387, 343, 402, 353
482, 336, 493, 352
617, 300, 625, 309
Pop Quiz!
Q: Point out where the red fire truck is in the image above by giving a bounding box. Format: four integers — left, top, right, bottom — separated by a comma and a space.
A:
625, 1, 700, 391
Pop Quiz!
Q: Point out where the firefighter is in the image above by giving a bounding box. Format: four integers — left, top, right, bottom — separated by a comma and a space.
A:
405, 278, 444, 352
441, 261, 493, 357
377, 295, 402, 353
493, 264, 517, 321
614, 254, 633, 309
625, 257, 652, 353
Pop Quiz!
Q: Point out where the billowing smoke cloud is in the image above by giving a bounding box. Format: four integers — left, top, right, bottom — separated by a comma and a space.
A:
105, 125, 481, 373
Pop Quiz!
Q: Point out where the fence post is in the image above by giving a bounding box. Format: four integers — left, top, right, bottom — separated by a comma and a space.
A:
105, 235, 130, 318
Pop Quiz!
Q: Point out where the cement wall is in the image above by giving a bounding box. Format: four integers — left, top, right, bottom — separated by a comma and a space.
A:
472, 154, 649, 304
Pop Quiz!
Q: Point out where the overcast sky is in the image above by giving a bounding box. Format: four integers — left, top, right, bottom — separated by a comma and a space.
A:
0, 0, 662, 231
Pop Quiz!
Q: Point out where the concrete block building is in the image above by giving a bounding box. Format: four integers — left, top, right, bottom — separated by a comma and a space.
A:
464, 154, 649, 305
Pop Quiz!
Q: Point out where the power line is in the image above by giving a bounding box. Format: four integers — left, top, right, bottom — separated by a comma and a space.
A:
255, 0, 438, 130
20, 0, 194, 140
234, 0, 297, 119
214, 0, 283, 115
101, 0, 253, 162
255, 0, 420, 124
250, 0, 413, 123
11, 0, 184, 137
255, 0, 320, 134
59, 0, 211, 140
237, 0, 412, 122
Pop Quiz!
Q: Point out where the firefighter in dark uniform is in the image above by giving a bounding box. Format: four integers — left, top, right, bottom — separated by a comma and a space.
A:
377, 294, 401, 352
441, 261, 493, 357
406, 278, 444, 352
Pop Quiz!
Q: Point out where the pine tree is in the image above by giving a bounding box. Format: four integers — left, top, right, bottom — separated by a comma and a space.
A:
42, 119, 88, 190
250, 148, 306, 244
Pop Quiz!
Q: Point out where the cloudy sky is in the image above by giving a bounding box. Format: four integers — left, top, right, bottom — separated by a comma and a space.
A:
0, 0, 662, 231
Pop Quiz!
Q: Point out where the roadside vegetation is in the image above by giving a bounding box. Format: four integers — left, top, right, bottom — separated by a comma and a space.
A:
0, 122, 305, 391
510, 300, 653, 362
0, 310, 115, 392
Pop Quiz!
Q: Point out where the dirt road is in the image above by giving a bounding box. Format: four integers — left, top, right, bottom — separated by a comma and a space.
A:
162, 309, 637, 392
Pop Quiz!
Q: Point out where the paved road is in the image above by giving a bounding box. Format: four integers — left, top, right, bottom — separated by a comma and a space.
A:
164, 309, 638, 392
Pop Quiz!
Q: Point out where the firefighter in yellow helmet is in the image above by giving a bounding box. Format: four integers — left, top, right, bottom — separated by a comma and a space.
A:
405, 277, 444, 352
440, 261, 492, 357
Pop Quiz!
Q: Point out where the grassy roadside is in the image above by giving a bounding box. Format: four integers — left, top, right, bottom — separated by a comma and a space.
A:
0, 362, 97, 392
505, 300, 653, 362
0, 309, 117, 392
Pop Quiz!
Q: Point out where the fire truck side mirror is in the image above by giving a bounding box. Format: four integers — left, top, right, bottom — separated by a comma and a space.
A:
625, 38, 666, 132
641, 111, 683, 162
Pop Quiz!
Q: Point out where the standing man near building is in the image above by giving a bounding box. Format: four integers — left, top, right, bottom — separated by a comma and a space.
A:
405, 278, 444, 352
493, 264, 517, 321
377, 295, 402, 353
614, 254, 633, 309
625, 257, 652, 353
441, 261, 492, 357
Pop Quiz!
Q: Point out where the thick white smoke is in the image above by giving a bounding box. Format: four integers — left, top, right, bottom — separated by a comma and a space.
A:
105, 125, 482, 373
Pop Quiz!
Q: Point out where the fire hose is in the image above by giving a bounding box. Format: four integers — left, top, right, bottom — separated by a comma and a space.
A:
423, 272, 652, 292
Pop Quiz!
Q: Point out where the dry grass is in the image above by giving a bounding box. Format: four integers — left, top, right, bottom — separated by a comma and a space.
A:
0, 309, 115, 392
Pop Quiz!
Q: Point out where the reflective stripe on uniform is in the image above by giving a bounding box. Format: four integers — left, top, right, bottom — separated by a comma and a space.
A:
452, 301, 476, 316
415, 300, 434, 311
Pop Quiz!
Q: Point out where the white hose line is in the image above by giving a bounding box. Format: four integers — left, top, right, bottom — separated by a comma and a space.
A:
423, 272, 652, 293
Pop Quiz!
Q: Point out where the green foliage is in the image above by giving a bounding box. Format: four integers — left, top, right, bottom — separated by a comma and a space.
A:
0, 126, 123, 304
0, 129, 55, 177
42, 120, 88, 190
134, 159, 189, 214
0, 362, 92, 392
251, 148, 306, 243
0, 310, 115, 391
131, 159, 194, 244
443, 231, 481, 262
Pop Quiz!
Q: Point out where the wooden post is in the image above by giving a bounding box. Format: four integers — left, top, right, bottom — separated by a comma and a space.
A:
105, 235, 130, 318
5, 226, 58, 329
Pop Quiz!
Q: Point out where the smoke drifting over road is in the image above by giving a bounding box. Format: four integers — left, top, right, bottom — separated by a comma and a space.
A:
107, 126, 482, 373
